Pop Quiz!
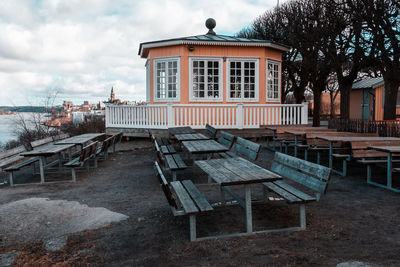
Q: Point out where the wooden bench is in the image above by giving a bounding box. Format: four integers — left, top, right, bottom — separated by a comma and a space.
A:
111, 132, 123, 153
263, 152, 332, 231
52, 133, 70, 141
5, 157, 40, 186
216, 131, 236, 158
151, 134, 176, 154
30, 137, 54, 149
0, 146, 27, 173
154, 140, 187, 181
64, 142, 98, 182
96, 136, 114, 161
205, 124, 217, 139
154, 161, 213, 241
230, 137, 261, 161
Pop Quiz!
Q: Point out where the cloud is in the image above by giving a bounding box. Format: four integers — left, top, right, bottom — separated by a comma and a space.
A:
0, 0, 281, 106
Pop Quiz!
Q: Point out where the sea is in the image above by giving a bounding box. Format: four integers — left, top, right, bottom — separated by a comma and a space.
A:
0, 113, 36, 145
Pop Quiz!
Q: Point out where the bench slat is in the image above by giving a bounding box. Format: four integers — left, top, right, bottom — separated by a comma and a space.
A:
0, 146, 26, 160
263, 182, 303, 204
170, 181, 199, 214
273, 180, 316, 203
172, 154, 187, 169
0, 155, 24, 169
271, 161, 327, 194
5, 157, 39, 171
217, 131, 235, 149
164, 155, 178, 170
181, 180, 213, 212
234, 137, 260, 161
273, 152, 331, 181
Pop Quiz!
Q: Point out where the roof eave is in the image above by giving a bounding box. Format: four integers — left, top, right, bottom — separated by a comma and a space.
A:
138, 39, 290, 58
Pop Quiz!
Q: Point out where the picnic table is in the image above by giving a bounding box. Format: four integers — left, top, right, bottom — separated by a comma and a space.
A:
367, 145, 400, 192
20, 144, 75, 184
168, 126, 196, 136
284, 130, 339, 157
195, 157, 281, 235
182, 139, 229, 159
316, 136, 400, 168
55, 133, 105, 147
175, 133, 209, 142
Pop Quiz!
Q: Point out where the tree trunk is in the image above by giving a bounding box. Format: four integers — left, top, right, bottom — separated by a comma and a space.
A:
383, 75, 400, 120
294, 87, 306, 104
339, 82, 352, 120
329, 92, 336, 119
312, 89, 322, 127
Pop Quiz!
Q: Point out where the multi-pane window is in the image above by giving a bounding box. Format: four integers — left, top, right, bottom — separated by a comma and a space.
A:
154, 58, 179, 101
227, 59, 258, 101
190, 58, 222, 101
266, 60, 280, 101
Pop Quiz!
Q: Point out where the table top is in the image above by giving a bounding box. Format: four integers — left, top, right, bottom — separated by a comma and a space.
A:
316, 136, 400, 142
368, 146, 400, 153
195, 157, 281, 186
182, 140, 229, 154
175, 133, 209, 141
55, 133, 105, 145
168, 126, 196, 135
265, 125, 328, 131
21, 144, 75, 157
284, 130, 338, 136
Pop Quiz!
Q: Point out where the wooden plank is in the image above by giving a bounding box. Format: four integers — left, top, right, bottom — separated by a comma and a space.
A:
263, 182, 304, 203
234, 157, 281, 179
194, 160, 232, 184
170, 181, 199, 214
270, 161, 328, 194
217, 131, 235, 149
273, 180, 316, 202
352, 150, 387, 159
205, 159, 246, 184
164, 154, 179, 170
234, 137, 260, 160
5, 157, 39, 171
0, 155, 24, 168
172, 154, 187, 169
31, 137, 53, 148
181, 180, 213, 212
273, 152, 331, 181
0, 146, 26, 160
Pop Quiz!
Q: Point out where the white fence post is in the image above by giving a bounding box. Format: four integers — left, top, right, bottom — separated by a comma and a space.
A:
301, 102, 309, 124
167, 103, 174, 127
236, 103, 243, 129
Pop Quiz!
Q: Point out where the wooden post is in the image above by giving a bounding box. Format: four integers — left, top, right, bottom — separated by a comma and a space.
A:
189, 215, 196, 241
245, 185, 253, 234
301, 102, 308, 124
236, 103, 243, 129
167, 103, 174, 127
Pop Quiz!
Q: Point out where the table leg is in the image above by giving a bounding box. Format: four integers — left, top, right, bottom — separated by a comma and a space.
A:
220, 186, 226, 206
39, 157, 45, 184
294, 136, 298, 157
387, 152, 392, 188
68, 148, 72, 161
245, 184, 253, 234
58, 152, 62, 169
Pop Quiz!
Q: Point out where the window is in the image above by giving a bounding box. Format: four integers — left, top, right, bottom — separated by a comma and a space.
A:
153, 57, 179, 101
266, 59, 281, 102
189, 57, 223, 101
226, 58, 259, 101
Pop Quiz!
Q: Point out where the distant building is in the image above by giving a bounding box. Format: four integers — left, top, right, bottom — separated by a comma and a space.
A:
107, 87, 121, 104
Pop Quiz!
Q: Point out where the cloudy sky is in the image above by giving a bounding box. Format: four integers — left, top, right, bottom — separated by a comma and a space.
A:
0, 0, 281, 106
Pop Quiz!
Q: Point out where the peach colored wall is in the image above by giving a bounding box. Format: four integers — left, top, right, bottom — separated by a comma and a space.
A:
349, 89, 363, 119
310, 92, 340, 116
147, 45, 282, 105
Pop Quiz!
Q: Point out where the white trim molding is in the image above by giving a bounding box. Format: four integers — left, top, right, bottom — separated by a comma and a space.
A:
226, 57, 259, 102
266, 59, 281, 103
189, 56, 223, 102
153, 57, 180, 103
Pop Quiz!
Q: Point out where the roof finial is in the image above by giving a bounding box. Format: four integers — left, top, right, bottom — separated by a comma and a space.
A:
205, 18, 216, 35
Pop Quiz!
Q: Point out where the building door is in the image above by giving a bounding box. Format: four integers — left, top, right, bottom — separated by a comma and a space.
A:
362, 89, 370, 120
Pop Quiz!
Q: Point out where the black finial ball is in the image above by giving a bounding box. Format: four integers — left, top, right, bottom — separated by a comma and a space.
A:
205, 18, 216, 30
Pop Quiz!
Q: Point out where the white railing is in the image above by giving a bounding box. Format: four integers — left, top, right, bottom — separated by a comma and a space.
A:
106, 102, 308, 129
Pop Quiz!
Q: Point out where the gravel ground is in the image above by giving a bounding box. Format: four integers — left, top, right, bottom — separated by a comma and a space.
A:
0, 138, 399, 266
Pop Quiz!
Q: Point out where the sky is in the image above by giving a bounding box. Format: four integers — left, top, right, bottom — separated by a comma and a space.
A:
0, 0, 282, 106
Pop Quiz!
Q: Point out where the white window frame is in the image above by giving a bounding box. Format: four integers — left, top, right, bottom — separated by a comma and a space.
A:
226, 57, 259, 102
145, 60, 150, 102
266, 59, 281, 102
189, 56, 223, 102
153, 56, 180, 102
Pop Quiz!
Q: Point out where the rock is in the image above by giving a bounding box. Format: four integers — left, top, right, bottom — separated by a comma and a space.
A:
45, 236, 67, 252
0, 251, 17, 267
138, 217, 146, 222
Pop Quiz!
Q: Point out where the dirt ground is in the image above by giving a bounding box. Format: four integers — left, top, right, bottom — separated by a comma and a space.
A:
0, 138, 400, 266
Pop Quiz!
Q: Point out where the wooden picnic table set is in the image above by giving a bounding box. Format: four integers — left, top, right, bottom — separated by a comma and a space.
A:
2, 132, 123, 186
264, 125, 400, 193
153, 125, 333, 241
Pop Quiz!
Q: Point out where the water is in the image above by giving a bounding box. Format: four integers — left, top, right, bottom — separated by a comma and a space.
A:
0, 113, 37, 145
